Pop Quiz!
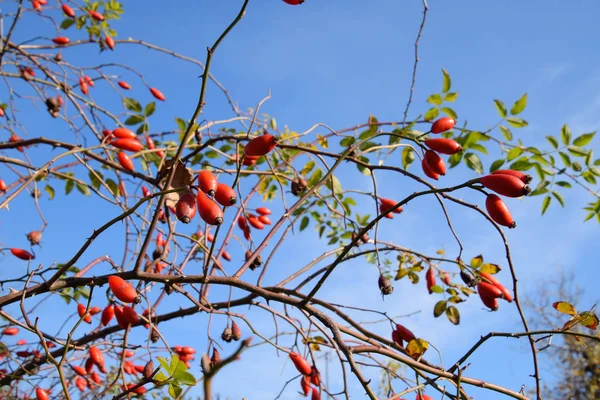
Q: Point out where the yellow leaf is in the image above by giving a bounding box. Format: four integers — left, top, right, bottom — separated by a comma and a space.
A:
470, 255, 483, 269
553, 301, 577, 316
406, 338, 429, 360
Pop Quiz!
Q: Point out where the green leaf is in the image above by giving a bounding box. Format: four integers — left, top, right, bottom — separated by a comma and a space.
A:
424, 107, 439, 121
401, 147, 415, 170
123, 97, 142, 113
308, 169, 323, 187
65, 179, 75, 195
172, 370, 196, 386
464, 153, 483, 174
44, 185, 55, 200
60, 18, 75, 30
510, 158, 533, 171
430, 285, 443, 294
489, 159, 505, 172
76, 182, 90, 196
556, 181, 571, 188
157, 356, 172, 375
427, 94, 443, 106
506, 117, 528, 128
136, 123, 149, 135
326, 175, 343, 195
446, 306, 460, 325
493, 99, 507, 118
433, 300, 447, 317
175, 117, 187, 132
440, 107, 457, 119
541, 195, 552, 215
499, 126, 513, 141
567, 145, 588, 157
168, 382, 182, 399
340, 136, 356, 147
571, 131, 596, 147
124, 114, 144, 126
507, 147, 523, 161
561, 124, 571, 145
88, 171, 103, 189
590, 167, 600, 177
443, 92, 458, 102
552, 191, 565, 207
546, 135, 559, 149
510, 93, 527, 115
300, 216, 309, 231
145, 102, 156, 117
105, 179, 119, 196
442, 68, 451, 93
559, 151, 572, 167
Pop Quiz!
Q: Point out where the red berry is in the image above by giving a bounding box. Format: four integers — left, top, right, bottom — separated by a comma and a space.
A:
237, 216, 248, 231
214, 182, 237, 206
196, 191, 224, 226
118, 81, 131, 90
256, 207, 271, 215
424, 150, 446, 176
492, 169, 532, 184
77, 304, 92, 323
10, 248, 35, 260
258, 215, 271, 225
117, 152, 134, 171
112, 127, 136, 140
108, 276, 139, 303
431, 117, 456, 134
176, 192, 197, 224
391, 329, 403, 347
89, 346, 104, 367
9, 134, 24, 152
424, 138, 462, 155
485, 194, 516, 228
121, 306, 139, 325
395, 324, 415, 342
289, 352, 312, 375
62, 4, 75, 18
36, 388, 49, 400
477, 281, 503, 299
2, 327, 19, 335
311, 388, 321, 400
283, 0, 304, 4
480, 272, 513, 302
0, 179, 6, 192
52, 37, 70, 45
89, 306, 101, 315
84, 75, 94, 87
300, 375, 311, 396
244, 132, 278, 157
480, 174, 531, 198
105, 35, 115, 50
88, 10, 104, 21
379, 197, 402, 214
72, 365, 87, 377
243, 155, 259, 166
111, 138, 143, 152
426, 267, 436, 294
149, 87, 165, 101
198, 170, 218, 196
90, 372, 101, 384
479, 291, 499, 311
101, 305, 114, 326
247, 215, 265, 229
379, 203, 394, 219
79, 79, 88, 96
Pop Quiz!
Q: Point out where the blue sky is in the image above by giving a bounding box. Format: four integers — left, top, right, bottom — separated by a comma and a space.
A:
1, 1, 599, 399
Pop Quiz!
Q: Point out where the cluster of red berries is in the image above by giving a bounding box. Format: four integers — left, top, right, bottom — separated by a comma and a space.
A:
289, 352, 321, 399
